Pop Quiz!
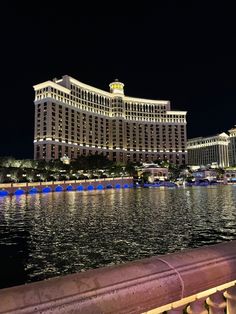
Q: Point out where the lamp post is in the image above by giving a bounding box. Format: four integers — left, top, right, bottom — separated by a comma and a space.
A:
6, 174, 11, 183
36, 174, 41, 182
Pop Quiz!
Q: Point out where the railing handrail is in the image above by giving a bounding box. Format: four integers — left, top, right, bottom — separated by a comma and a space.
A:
0, 240, 236, 313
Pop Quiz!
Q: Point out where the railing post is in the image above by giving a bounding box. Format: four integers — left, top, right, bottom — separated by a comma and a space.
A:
168, 305, 186, 313
206, 291, 226, 314
186, 298, 208, 314
224, 285, 236, 314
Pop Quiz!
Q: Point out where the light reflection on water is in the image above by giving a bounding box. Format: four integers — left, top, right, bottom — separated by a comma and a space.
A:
1, 186, 236, 288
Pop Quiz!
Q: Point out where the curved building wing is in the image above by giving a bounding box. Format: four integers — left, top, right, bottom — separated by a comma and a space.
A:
33, 75, 187, 164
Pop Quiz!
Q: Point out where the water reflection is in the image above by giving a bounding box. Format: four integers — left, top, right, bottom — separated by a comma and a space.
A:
1, 186, 236, 288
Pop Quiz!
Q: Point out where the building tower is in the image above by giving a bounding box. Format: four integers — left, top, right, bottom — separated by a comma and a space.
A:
228, 126, 236, 166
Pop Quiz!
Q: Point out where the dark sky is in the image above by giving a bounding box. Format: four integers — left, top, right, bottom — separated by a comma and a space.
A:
1, 4, 236, 158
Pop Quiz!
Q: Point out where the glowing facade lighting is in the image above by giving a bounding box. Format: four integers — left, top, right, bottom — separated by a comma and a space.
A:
187, 132, 229, 168
33, 75, 187, 164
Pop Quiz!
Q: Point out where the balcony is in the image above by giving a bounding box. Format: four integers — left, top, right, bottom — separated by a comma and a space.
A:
0, 241, 236, 313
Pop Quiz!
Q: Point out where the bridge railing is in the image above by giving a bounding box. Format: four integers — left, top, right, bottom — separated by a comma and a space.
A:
0, 241, 236, 313
0, 177, 133, 189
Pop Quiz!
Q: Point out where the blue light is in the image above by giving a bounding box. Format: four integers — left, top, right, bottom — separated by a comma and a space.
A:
115, 184, 121, 189
87, 185, 94, 191
123, 184, 129, 188
42, 187, 51, 193
55, 186, 63, 192
29, 188, 38, 194
0, 190, 9, 196
77, 185, 84, 191
96, 184, 104, 190
66, 185, 73, 191
15, 189, 25, 195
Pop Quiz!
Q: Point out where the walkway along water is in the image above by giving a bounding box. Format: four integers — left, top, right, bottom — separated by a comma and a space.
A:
0, 177, 133, 196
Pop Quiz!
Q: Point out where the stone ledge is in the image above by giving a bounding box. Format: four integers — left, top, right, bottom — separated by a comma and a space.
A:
0, 241, 236, 314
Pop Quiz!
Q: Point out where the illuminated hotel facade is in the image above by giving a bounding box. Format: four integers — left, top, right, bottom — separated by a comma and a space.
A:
228, 126, 236, 166
187, 133, 229, 168
33, 75, 187, 164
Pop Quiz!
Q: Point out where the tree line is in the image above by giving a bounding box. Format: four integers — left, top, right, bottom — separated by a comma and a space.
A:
0, 155, 138, 183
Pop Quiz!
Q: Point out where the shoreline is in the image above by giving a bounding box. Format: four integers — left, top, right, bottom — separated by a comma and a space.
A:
0, 177, 133, 196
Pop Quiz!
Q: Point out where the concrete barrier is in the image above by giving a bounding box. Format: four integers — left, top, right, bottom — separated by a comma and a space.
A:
0, 241, 236, 313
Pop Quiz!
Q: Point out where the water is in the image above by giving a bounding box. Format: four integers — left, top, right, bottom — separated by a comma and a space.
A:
1, 185, 236, 289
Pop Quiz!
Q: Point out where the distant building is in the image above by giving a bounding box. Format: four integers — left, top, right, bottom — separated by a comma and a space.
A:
224, 169, 236, 182
192, 169, 217, 182
187, 133, 229, 168
228, 126, 236, 166
33, 75, 187, 164
140, 164, 169, 181
60, 154, 71, 165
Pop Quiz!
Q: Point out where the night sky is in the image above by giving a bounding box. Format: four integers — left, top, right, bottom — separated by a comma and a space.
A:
1, 4, 236, 158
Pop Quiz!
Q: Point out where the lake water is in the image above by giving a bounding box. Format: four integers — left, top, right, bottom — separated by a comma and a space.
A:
0, 185, 236, 289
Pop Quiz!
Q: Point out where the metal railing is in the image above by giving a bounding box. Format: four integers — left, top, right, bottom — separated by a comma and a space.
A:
0, 241, 236, 313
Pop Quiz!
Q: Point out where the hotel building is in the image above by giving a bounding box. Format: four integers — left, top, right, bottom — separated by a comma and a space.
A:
33, 75, 187, 164
187, 133, 229, 168
228, 126, 236, 167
